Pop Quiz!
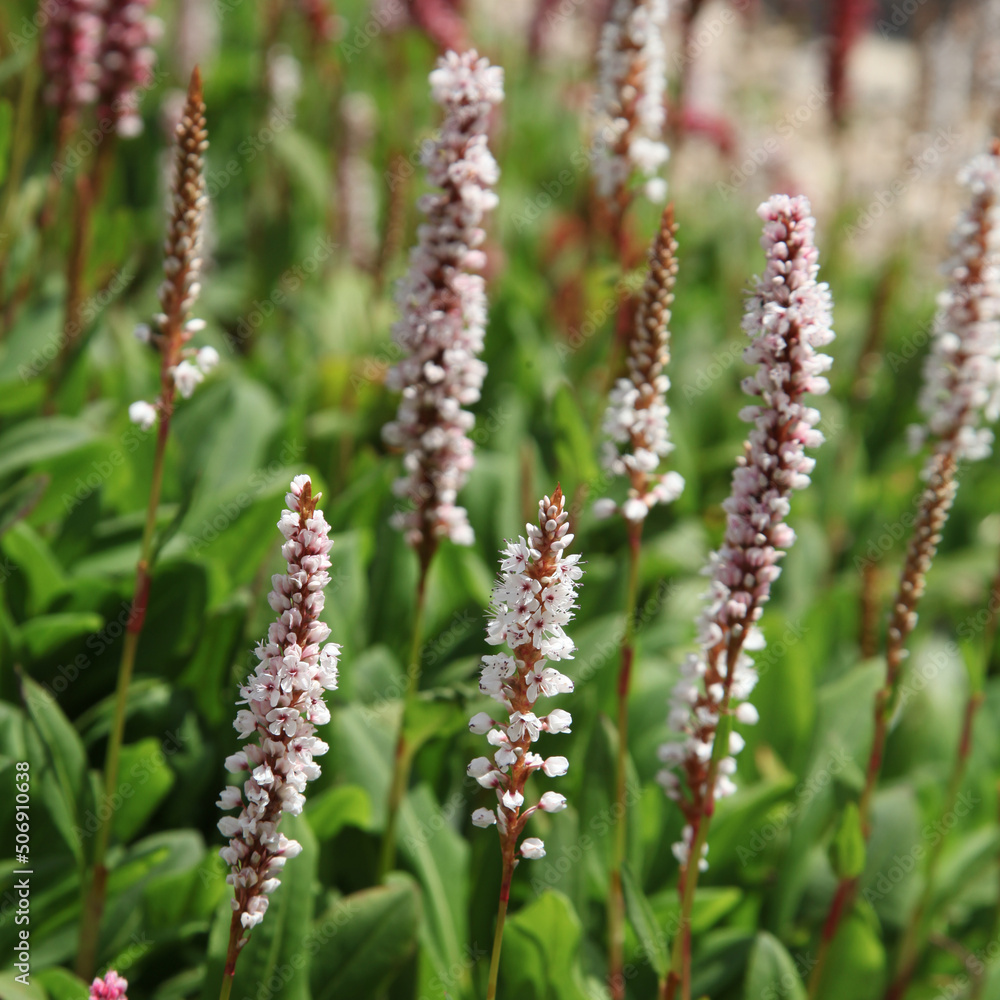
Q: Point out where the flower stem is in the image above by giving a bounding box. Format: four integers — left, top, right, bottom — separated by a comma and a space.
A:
664, 696, 732, 1000
75, 400, 174, 980
886, 548, 1000, 999
218, 972, 234, 1000
608, 520, 643, 1000
379, 562, 430, 880
884, 690, 983, 1000
486, 854, 514, 1000
0, 48, 38, 307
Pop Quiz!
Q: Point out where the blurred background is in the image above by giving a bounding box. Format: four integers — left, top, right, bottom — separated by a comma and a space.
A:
2, 1, 1000, 998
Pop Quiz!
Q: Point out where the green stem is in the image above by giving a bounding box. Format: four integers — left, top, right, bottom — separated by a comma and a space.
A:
0, 47, 39, 303
378, 563, 430, 880
664, 700, 733, 1000
75, 402, 174, 979
486, 855, 514, 1000
884, 692, 983, 1000
608, 520, 643, 1000
218, 973, 234, 1000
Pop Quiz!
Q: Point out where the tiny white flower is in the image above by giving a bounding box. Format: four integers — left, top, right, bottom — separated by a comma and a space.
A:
467, 756, 494, 778
468, 711, 493, 735
472, 807, 497, 828
542, 755, 569, 777
501, 789, 524, 810
593, 497, 618, 520
520, 837, 546, 859
172, 359, 204, 398
545, 709, 572, 734
129, 400, 157, 430
196, 345, 220, 373
539, 791, 567, 812
735, 702, 759, 725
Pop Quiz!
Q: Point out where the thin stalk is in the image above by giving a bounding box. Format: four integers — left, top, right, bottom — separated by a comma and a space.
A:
664, 693, 734, 1000
52, 138, 117, 390
810, 451, 959, 999
971, 778, 1000, 1000
884, 691, 983, 1000
0, 48, 39, 305
886, 547, 1000, 999
608, 520, 643, 1000
75, 387, 176, 980
378, 563, 430, 879
219, 904, 245, 997
486, 853, 515, 1000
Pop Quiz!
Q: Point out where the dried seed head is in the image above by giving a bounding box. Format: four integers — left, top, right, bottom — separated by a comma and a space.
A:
597, 203, 685, 520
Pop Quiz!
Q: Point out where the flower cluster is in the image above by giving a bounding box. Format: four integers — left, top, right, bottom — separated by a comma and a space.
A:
337, 92, 378, 272
129, 68, 216, 431
41, 0, 103, 122
888, 144, 1000, 673
382, 50, 504, 557
89, 971, 128, 1000
42, 0, 158, 136
658, 196, 834, 871
468, 488, 582, 861
911, 146, 1000, 464
595, 204, 684, 521
593, 0, 670, 206
96, 0, 159, 136
217, 476, 341, 944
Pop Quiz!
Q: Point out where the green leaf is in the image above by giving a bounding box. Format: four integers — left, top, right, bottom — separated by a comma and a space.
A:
399, 785, 469, 989
35, 967, 89, 1000
621, 863, 669, 978
20, 673, 90, 863
111, 739, 178, 843
744, 932, 807, 1000
829, 802, 866, 880
0, 417, 98, 476
502, 891, 591, 1000
0, 98, 12, 187
305, 783, 372, 841
310, 877, 420, 999
0, 475, 48, 538
22, 612, 104, 659
819, 910, 886, 1000
2, 522, 68, 615
552, 384, 599, 491
0, 968, 47, 1000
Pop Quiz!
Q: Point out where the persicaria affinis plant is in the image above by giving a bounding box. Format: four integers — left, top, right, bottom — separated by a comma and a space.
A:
217, 475, 341, 980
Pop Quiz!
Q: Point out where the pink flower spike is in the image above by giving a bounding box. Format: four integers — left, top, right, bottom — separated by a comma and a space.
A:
659, 195, 835, 869
89, 970, 128, 1000
382, 50, 504, 559
218, 476, 341, 967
